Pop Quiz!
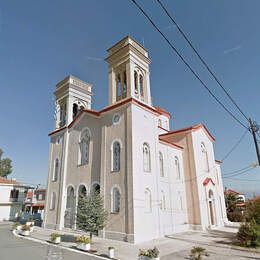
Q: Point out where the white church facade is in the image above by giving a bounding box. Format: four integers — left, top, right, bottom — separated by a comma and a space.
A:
44, 36, 227, 243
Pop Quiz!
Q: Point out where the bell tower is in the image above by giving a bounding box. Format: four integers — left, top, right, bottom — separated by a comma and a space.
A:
54, 75, 93, 129
106, 36, 152, 106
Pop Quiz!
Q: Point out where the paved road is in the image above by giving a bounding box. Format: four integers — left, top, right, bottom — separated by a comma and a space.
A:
0, 223, 97, 260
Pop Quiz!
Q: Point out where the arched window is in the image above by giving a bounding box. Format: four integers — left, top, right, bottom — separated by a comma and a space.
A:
134, 71, 138, 95
78, 185, 87, 198
122, 71, 127, 98
92, 183, 100, 195
159, 152, 164, 177
139, 74, 144, 97
50, 192, 56, 210
144, 188, 152, 213
53, 158, 59, 181
111, 187, 120, 213
161, 190, 166, 210
79, 129, 90, 165
116, 74, 122, 99
66, 186, 75, 209
175, 156, 181, 179
112, 141, 120, 172
158, 119, 162, 127
73, 103, 78, 119
143, 143, 151, 172
201, 143, 209, 172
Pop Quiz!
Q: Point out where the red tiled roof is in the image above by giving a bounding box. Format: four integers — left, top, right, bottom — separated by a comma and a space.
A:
0, 177, 19, 185
159, 123, 215, 142
215, 160, 222, 164
203, 177, 215, 186
224, 188, 243, 195
154, 106, 171, 118
49, 98, 166, 136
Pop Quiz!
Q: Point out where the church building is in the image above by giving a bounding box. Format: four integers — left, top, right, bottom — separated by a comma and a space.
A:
44, 36, 227, 243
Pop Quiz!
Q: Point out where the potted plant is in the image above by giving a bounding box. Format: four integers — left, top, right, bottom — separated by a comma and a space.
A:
138, 247, 160, 260
190, 246, 209, 260
76, 235, 91, 251
21, 224, 31, 236
12, 222, 21, 231
108, 246, 115, 259
26, 216, 34, 226
50, 233, 61, 244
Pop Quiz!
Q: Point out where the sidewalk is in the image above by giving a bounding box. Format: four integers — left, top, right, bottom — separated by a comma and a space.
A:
14, 225, 260, 260
17, 226, 191, 260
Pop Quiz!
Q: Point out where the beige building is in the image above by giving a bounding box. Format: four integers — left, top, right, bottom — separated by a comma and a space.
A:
44, 36, 227, 243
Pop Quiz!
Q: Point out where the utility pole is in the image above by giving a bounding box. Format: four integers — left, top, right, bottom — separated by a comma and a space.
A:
249, 118, 260, 166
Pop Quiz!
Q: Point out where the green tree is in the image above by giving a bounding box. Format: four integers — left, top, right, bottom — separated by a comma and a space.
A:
225, 193, 238, 213
76, 193, 108, 241
245, 198, 260, 225
0, 149, 12, 177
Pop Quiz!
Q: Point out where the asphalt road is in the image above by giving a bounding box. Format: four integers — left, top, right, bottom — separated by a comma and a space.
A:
0, 223, 97, 260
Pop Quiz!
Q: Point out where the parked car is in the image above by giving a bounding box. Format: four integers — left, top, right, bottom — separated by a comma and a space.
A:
19, 212, 43, 227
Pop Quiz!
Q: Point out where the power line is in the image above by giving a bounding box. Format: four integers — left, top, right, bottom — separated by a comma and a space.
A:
221, 129, 249, 162
224, 177, 260, 182
155, 0, 250, 123
222, 164, 255, 176
129, 0, 249, 130
223, 166, 256, 178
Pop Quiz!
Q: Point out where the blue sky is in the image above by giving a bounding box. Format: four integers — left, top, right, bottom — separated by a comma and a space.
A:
0, 0, 259, 196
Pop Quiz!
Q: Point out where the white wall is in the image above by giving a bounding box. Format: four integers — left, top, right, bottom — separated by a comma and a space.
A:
131, 104, 188, 243
191, 129, 226, 229
0, 185, 24, 221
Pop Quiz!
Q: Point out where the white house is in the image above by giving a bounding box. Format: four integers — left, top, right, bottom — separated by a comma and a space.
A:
0, 177, 28, 221
44, 36, 228, 243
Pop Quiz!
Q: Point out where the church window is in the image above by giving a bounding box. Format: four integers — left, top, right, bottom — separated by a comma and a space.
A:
112, 141, 121, 172
60, 103, 66, 127
122, 71, 127, 98
159, 152, 164, 177
50, 192, 56, 210
134, 71, 138, 95
143, 143, 151, 172
144, 188, 152, 212
73, 103, 79, 119
78, 185, 87, 198
175, 156, 181, 179
79, 129, 90, 165
92, 183, 100, 195
112, 113, 120, 124
139, 74, 144, 97
66, 186, 74, 209
201, 143, 209, 172
52, 158, 59, 181
116, 74, 122, 100
111, 187, 120, 213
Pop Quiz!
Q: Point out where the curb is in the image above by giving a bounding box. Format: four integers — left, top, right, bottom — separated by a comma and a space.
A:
166, 235, 260, 254
12, 230, 110, 260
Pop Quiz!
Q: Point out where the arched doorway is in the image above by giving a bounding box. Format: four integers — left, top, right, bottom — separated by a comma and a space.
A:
64, 186, 75, 228
208, 190, 215, 226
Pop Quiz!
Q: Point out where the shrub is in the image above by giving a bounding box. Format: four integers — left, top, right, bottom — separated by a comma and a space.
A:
190, 246, 209, 260
138, 247, 159, 258
76, 235, 91, 244
12, 222, 20, 230
50, 233, 61, 242
245, 199, 260, 224
227, 211, 244, 222
237, 221, 260, 247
